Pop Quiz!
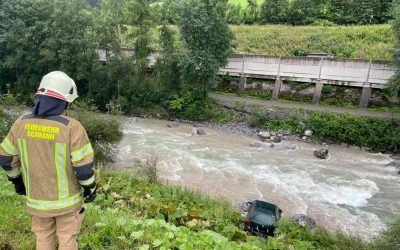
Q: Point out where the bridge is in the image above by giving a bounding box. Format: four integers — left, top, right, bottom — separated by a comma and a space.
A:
98, 49, 395, 108
219, 54, 395, 108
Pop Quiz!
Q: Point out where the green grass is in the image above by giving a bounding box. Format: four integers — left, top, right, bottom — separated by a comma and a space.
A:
3, 169, 400, 249
231, 25, 394, 60
132, 24, 394, 60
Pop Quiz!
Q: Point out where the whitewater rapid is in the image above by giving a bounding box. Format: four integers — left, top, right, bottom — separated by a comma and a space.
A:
108, 118, 400, 239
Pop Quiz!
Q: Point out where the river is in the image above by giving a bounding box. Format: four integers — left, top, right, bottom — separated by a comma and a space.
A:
108, 118, 400, 239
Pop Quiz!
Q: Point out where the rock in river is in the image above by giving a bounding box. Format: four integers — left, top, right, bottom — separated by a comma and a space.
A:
386, 161, 399, 168
304, 129, 313, 137
273, 135, 282, 143
167, 121, 179, 128
258, 131, 271, 141
197, 128, 206, 135
314, 148, 329, 159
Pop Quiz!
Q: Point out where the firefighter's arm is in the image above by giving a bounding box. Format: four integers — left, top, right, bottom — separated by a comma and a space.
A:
0, 124, 26, 195
70, 121, 96, 203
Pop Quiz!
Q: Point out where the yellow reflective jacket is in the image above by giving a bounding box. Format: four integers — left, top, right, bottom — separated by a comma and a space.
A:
0, 114, 95, 217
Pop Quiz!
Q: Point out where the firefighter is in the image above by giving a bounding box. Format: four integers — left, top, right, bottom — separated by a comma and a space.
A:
0, 71, 97, 250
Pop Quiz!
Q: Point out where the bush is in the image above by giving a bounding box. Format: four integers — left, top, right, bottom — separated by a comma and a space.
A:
307, 112, 400, 152
168, 86, 214, 121
0, 109, 18, 140
247, 107, 400, 152
69, 109, 123, 164
130, 155, 159, 184
373, 218, 400, 250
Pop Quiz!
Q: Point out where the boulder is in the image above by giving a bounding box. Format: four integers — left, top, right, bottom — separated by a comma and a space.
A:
197, 128, 206, 135
292, 214, 316, 229
302, 136, 308, 141
314, 148, 329, 159
304, 129, 313, 137
273, 135, 282, 143
270, 143, 275, 148
386, 161, 399, 168
258, 131, 271, 141
167, 121, 179, 128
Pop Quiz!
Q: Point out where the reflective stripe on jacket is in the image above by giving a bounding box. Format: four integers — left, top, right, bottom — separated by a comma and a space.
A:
0, 114, 94, 217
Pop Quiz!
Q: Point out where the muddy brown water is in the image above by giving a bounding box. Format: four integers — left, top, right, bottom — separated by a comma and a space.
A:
108, 118, 400, 239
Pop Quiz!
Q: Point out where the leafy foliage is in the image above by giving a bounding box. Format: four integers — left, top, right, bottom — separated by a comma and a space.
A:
176, 0, 233, 94
0, 0, 98, 99
248, 107, 400, 152
68, 108, 123, 164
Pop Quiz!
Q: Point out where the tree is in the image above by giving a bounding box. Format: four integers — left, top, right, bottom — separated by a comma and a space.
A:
288, 0, 327, 25
328, 0, 393, 25
226, 3, 243, 25
1, 0, 98, 99
243, 0, 259, 25
176, 0, 234, 97
95, 0, 127, 56
389, 0, 400, 98
261, 0, 289, 24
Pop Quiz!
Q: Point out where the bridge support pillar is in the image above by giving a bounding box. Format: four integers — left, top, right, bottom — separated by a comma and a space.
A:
237, 74, 246, 95
272, 78, 282, 101
312, 81, 324, 105
359, 86, 372, 108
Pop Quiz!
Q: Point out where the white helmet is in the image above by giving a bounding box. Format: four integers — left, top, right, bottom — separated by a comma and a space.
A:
36, 71, 78, 103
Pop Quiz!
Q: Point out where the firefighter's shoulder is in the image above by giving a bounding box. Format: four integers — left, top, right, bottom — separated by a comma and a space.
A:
60, 115, 87, 133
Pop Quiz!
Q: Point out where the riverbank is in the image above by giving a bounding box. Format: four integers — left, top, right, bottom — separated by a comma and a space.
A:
1, 107, 400, 249
3, 169, 396, 250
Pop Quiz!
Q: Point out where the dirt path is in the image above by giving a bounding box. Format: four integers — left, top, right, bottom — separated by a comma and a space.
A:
209, 93, 400, 120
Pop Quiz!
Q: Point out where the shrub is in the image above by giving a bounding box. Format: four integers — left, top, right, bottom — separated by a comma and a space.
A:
247, 107, 400, 152
69, 109, 123, 164
372, 218, 400, 250
0, 109, 18, 140
130, 155, 159, 184
307, 112, 400, 152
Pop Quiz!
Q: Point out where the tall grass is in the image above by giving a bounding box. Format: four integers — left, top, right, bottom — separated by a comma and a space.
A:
137, 24, 394, 60
231, 25, 394, 60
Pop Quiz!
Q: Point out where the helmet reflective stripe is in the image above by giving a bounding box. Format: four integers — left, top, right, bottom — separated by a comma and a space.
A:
26, 193, 82, 210
36, 71, 78, 103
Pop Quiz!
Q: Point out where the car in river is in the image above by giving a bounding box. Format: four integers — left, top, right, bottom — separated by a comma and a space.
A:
243, 200, 282, 237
